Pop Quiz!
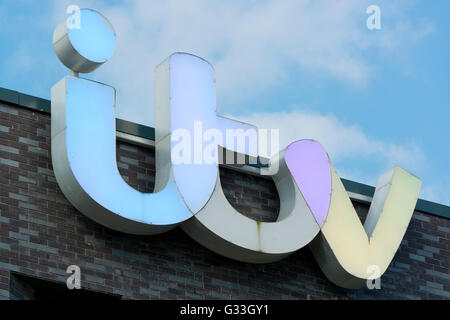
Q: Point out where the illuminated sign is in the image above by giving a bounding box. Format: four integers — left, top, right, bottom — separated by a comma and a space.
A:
51, 8, 421, 289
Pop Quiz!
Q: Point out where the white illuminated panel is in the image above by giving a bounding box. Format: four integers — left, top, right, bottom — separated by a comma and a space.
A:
51, 76, 192, 234
68, 9, 116, 63
155, 53, 258, 214
51, 53, 261, 235
53, 8, 116, 73
309, 165, 422, 288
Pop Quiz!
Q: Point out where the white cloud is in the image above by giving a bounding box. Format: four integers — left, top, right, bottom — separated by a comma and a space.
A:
45, 1, 443, 204
234, 109, 426, 185
421, 185, 450, 207
46, 0, 433, 126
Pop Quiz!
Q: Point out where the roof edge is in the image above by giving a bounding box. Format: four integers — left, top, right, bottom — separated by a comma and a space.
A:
1, 86, 448, 219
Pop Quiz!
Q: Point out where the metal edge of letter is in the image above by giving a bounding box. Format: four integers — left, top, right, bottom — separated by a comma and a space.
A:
309, 165, 422, 288
173, 56, 333, 264
181, 146, 322, 263
51, 76, 192, 235
154, 53, 221, 214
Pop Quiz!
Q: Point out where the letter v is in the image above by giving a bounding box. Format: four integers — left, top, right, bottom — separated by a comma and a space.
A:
309, 162, 421, 289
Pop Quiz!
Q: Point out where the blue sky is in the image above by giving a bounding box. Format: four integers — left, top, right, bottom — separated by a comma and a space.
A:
0, 0, 449, 205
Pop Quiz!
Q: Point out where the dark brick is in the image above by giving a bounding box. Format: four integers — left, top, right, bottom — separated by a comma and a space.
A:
0, 102, 448, 300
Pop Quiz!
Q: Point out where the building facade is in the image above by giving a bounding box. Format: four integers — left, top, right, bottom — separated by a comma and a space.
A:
0, 89, 449, 300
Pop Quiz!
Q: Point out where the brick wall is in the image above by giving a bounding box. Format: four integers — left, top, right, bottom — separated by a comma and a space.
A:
0, 102, 449, 300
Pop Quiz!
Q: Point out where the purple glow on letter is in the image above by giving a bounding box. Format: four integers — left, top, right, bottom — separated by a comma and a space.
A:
285, 140, 331, 226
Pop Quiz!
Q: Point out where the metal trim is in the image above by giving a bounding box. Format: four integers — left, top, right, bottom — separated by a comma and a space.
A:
1, 86, 448, 219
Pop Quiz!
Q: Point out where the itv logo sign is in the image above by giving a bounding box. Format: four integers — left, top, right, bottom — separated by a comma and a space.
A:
51, 8, 421, 289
